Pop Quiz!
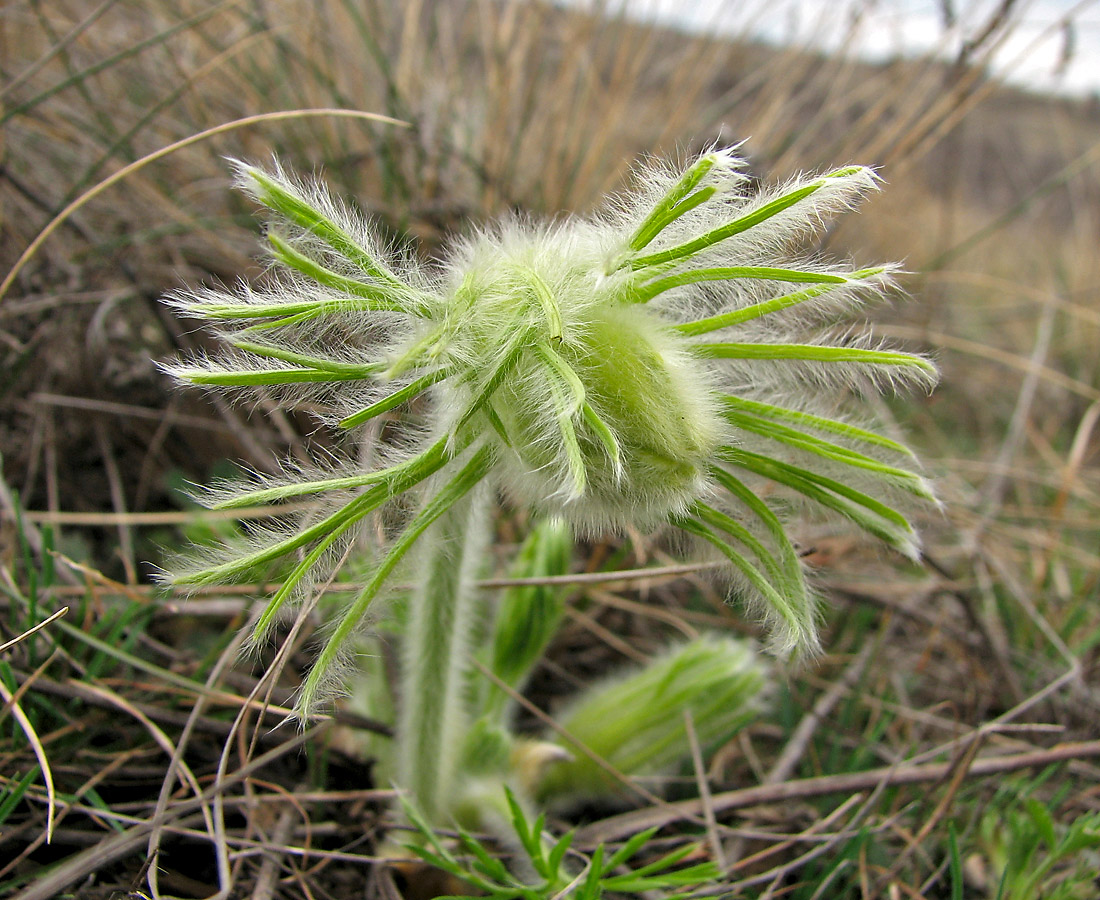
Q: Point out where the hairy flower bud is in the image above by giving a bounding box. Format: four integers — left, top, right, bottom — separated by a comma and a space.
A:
163, 147, 936, 712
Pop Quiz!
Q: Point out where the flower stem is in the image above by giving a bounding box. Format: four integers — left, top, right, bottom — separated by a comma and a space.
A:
397, 479, 494, 823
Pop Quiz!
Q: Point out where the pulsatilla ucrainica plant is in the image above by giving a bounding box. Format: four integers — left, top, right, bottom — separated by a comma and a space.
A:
164, 147, 936, 830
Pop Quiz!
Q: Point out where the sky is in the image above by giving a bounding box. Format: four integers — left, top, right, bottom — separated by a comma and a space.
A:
567, 0, 1100, 97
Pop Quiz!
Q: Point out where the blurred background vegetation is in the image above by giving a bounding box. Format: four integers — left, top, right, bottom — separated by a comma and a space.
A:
1, 1, 1098, 898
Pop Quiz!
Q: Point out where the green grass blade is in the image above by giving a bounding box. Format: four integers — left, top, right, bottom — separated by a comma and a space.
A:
0, 4, 229, 125
603, 826, 662, 872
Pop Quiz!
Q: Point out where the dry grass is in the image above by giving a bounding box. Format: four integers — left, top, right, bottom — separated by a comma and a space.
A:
2, 1, 1099, 897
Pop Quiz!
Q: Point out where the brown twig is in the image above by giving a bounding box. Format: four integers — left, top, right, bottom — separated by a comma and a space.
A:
575, 740, 1100, 846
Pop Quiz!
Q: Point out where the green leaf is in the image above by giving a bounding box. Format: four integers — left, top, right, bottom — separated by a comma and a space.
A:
210, 437, 452, 508
247, 507, 364, 648
718, 446, 918, 557
610, 838, 697, 877
461, 829, 513, 882
628, 152, 719, 252
230, 340, 386, 378
338, 367, 451, 428
719, 394, 914, 455
243, 166, 403, 286
720, 407, 935, 499
177, 440, 453, 586
708, 465, 805, 598
631, 180, 822, 269
674, 516, 805, 642
634, 265, 847, 304
692, 501, 789, 593
179, 364, 373, 386
185, 296, 389, 322
1024, 798, 1058, 849
693, 341, 936, 375
267, 231, 422, 314
453, 332, 530, 433
297, 444, 495, 713
676, 267, 885, 334
0, 770, 38, 826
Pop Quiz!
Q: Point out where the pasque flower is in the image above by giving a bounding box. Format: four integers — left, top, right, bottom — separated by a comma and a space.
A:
164, 148, 936, 714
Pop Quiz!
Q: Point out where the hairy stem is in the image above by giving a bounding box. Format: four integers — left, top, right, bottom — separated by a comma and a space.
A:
397, 481, 494, 823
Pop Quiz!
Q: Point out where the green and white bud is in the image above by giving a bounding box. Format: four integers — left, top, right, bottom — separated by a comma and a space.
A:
163, 147, 936, 713
535, 635, 766, 805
